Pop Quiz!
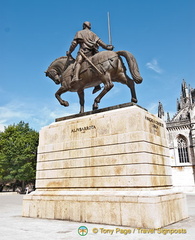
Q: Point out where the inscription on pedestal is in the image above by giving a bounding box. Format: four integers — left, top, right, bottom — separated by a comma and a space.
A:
145, 116, 164, 135
71, 125, 96, 133
145, 116, 164, 128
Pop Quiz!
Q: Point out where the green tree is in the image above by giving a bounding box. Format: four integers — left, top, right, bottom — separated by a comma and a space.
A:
0, 121, 39, 191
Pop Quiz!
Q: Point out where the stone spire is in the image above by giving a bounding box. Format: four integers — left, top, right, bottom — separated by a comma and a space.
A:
180, 79, 190, 109
158, 101, 164, 119
167, 112, 170, 122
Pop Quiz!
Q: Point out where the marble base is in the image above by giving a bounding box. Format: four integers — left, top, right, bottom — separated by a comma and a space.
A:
23, 190, 188, 228
23, 103, 188, 227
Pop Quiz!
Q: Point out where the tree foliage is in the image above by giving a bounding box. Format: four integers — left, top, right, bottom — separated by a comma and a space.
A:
0, 121, 39, 186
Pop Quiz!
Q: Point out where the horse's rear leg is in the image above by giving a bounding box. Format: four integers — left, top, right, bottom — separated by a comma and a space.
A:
55, 86, 69, 107
93, 75, 114, 110
118, 72, 138, 103
77, 90, 85, 113
127, 76, 137, 103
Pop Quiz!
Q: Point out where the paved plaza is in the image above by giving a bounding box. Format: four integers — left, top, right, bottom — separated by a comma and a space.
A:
0, 192, 195, 240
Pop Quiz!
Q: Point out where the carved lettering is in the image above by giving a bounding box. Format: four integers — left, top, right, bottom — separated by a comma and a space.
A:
145, 116, 164, 128
71, 125, 96, 133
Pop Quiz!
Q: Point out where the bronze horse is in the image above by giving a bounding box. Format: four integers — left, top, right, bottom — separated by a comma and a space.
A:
45, 50, 143, 113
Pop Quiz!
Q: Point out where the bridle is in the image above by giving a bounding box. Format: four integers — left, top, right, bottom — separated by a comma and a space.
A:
45, 69, 60, 84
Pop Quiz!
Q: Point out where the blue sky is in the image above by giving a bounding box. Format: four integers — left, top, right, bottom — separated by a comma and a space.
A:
1, 0, 194, 131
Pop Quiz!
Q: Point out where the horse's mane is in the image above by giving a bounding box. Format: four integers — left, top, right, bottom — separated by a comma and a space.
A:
49, 56, 67, 65
47, 56, 67, 73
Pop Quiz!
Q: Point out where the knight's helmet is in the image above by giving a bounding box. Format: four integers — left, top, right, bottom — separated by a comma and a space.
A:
83, 21, 91, 29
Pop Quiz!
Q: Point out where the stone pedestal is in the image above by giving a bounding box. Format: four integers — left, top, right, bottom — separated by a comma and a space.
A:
23, 103, 188, 228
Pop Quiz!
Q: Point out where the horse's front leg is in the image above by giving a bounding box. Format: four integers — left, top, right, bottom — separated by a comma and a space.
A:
93, 76, 114, 110
77, 90, 85, 113
55, 86, 69, 107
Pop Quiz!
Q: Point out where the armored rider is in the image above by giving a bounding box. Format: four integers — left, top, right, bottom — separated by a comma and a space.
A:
66, 21, 114, 90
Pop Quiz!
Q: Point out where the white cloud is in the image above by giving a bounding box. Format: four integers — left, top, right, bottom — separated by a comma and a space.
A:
0, 98, 82, 132
146, 59, 163, 74
0, 102, 32, 120
0, 102, 32, 131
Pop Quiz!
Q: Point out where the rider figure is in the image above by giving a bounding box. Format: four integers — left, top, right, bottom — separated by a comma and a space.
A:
66, 21, 114, 89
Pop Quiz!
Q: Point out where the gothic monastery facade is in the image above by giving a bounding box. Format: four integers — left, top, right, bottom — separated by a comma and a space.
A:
159, 80, 195, 191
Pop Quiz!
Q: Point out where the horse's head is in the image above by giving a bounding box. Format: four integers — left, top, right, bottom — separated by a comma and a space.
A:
45, 56, 69, 85
45, 69, 61, 84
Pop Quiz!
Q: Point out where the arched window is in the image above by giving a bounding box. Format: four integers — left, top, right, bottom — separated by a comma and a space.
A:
177, 136, 189, 163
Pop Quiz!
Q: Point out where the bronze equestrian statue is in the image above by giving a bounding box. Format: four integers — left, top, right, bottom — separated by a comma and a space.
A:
45, 22, 143, 113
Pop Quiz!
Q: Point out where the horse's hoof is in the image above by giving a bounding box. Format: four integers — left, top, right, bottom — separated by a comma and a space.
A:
92, 103, 98, 111
62, 101, 69, 107
79, 108, 84, 114
131, 98, 137, 103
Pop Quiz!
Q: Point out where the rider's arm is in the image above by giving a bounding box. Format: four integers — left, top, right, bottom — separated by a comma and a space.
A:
66, 40, 78, 56
97, 39, 114, 51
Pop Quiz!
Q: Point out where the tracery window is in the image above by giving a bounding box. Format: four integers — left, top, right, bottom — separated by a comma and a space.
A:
177, 136, 189, 163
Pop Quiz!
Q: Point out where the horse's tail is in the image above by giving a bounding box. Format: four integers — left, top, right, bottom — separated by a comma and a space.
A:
116, 51, 143, 84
